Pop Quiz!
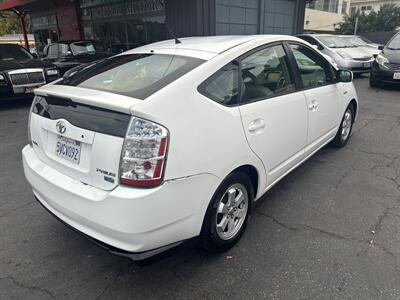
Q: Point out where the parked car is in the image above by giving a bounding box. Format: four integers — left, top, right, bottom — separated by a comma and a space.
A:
23, 35, 358, 260
297, 34, 374, 74
357, 35, 383, 49
370, 32, 400, 87
339, 35, 381, 57
42, 40, 115, 76
0, 43, 59, 101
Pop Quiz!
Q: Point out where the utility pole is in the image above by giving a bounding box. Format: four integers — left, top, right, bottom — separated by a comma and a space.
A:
354, 17, 359, 35
20, 13, 29, 50
12, 9, 29, 51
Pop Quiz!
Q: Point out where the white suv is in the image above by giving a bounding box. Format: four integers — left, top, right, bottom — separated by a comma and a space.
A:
23, 35, 358, 260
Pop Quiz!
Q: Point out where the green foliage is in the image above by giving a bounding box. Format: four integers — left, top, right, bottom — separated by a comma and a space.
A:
335, 4, 400, 34
0, 12, 22, 36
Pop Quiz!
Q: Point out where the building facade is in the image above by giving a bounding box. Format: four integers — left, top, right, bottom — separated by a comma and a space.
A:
0, 0, 307, 53
349, 0, 400, 15
304, 0, 350, 32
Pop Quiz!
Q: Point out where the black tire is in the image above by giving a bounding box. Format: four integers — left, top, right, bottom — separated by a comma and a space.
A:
331, 105, 355, 148
199, 172, 253, 252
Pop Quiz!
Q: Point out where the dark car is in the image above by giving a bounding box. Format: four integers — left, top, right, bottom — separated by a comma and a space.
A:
42, 40, 115, 76
0, 43, 59, 101
370, 32, 400, 87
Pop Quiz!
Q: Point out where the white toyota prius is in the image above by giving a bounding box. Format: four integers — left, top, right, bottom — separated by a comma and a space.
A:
23, 35, 358, 260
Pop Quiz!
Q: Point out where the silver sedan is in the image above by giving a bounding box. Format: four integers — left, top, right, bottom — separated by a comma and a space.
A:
297, 34, 374, 74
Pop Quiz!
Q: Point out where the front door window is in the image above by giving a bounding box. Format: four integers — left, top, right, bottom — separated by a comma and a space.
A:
289, 44, 333, 89
240, 45, 296, 104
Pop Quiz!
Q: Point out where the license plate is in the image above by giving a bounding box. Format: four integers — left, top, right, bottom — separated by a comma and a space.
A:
394, 73, 400, 80
55, 135, 81, 164
363, 62, 371, 68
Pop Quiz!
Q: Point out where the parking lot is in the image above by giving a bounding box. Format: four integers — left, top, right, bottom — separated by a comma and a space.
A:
0, 76, 399, 299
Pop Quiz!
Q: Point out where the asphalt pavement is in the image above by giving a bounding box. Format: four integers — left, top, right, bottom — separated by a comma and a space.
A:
0, 76, 399, 299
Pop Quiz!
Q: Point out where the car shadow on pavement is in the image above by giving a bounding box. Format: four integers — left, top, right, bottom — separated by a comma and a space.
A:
0, 98, 33, 110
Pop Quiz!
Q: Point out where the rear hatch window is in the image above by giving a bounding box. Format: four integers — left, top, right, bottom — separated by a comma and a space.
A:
59, 54, 205, 99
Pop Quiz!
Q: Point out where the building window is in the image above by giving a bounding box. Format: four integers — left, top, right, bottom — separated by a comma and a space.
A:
306, 0, 339, 13
306, 1, 316, 9
361, 6, 372, 11
341, 1, 348, 15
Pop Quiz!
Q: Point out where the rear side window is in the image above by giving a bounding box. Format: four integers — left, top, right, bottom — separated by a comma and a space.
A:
59, 54, 205, 100
58, 44, 70, 56
48, 44, 59, 58
198, 62, 239, 106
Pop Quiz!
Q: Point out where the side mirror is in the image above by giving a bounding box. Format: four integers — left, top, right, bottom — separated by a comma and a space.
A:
378, 45, 384, 51
337, 69, 353, 83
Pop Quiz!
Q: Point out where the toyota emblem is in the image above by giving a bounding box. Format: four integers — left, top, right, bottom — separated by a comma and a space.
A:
56, 121, 66, 134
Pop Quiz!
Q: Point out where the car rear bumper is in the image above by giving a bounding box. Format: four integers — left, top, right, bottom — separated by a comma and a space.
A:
34, 196, 185, 260
22, 145, 219, 256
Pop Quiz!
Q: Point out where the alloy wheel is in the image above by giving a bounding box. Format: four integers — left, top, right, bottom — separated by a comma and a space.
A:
215, 183, 249, 241
340, 109, 353, 142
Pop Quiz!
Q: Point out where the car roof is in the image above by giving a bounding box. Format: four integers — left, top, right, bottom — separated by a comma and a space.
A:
127, 35, 298, 59
299, 34, 335, 37
51, 40, 99, 44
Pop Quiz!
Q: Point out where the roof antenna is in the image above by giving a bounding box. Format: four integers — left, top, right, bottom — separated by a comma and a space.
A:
166, 23, 182, 44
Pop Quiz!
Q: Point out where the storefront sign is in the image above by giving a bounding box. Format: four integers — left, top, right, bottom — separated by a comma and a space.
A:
88, 0, 164, 20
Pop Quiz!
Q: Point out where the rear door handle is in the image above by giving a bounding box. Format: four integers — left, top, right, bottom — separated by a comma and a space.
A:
248, 119, 266, 133
308, 100, 319, 111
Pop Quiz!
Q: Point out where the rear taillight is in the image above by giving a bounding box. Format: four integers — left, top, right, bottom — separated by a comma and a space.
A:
28, 96, 38, 146
119, 117, 169, 188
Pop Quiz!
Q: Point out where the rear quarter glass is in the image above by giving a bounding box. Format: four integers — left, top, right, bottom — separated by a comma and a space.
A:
58, 54, 205, 100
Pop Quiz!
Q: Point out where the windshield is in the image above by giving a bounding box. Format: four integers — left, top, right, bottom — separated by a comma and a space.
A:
359, 36, 373, 44
318, 36, 355, 48
387, 34, 400, 50
70, 42, 97, 55
0, 44, 33, 60
59, 54, 205, 99
341, 36, 368, 47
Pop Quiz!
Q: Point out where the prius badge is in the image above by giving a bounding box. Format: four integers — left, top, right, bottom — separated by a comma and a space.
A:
56, 120, 66, 134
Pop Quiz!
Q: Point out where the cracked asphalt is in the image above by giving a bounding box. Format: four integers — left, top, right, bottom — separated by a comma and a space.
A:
1, 76, 399, 299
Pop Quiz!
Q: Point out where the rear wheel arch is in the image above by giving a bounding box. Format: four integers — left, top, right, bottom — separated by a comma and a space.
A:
199, 170, 254, 252
228, 165, 259, 201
